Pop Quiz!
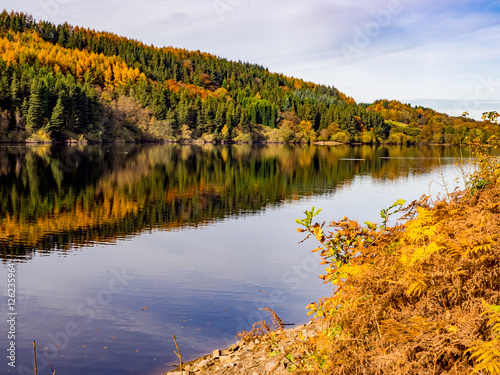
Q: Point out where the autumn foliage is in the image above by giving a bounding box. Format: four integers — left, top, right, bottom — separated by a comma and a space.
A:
0, 31, 142, 87
0, 10, 390, 143
368, 100, 500, 145
1, 11, 498, 144
294, 149, 500, 374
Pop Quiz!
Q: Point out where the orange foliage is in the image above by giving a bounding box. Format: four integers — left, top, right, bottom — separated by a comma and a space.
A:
164, 79, 216, 100
0, 31, 141, 87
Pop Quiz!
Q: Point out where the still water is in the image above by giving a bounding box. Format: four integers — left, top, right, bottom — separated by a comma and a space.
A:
0, 144, 472, 374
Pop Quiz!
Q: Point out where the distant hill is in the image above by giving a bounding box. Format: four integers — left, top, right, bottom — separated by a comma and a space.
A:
365, 100, 499, 144
0, 10, 497, 144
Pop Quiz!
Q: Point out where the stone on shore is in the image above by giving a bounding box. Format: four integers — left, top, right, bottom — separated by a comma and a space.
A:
162, 321, 322, 375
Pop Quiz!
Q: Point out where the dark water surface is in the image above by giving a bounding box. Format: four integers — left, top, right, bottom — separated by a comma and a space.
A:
0, 144, 472, 374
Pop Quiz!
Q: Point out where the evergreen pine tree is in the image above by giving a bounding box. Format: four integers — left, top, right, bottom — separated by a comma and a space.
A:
0, 76, 10, 109
283, 96, 291, 112
270, 106, 277, 128
47, 97, 64, 135
57, 25, 68, 46
8, 73, 20, 130
240, 109, 249, 129
10, 72, 20, 109
214, 105, 223, 133
21, 98, 29, 119
225, 106, 234, 129
76, 91, 89, 131
26, 80, 44, 130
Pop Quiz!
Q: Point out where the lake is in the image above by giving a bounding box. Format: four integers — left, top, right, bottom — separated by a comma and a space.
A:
0, 144, 473, 375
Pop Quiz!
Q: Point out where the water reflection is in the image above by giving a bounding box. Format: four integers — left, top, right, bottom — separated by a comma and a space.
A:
0, 144, 471, 259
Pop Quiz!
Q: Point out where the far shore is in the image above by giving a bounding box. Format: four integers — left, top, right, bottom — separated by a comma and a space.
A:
0, 139, 471, 147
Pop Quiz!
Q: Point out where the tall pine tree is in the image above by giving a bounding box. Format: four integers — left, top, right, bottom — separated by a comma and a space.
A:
47, 96, 64, 135
26, 80, 44, 130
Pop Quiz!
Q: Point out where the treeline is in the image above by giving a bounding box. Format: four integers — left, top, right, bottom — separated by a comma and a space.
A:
367, 100, 500, 144
0, 10, 391, 143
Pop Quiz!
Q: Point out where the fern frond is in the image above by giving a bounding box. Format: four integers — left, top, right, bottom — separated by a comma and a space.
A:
444, 242, 463, 257
235, 320, 271, 341
405, 272, 429, 297
467, 242, 493, 256
262, 307, 285, 330
468, 340, 500, 374
381, 316, 442, 344
409, 241, 443, 266
399, 241, 444, 269
468, 303, 500, 374
484, 303, 500, 336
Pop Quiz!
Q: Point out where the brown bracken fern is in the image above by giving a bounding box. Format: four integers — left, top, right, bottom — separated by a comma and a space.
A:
468, 302, 500, 374
235, 321, 271, 342
235, 308, 286, 341
262, 307, 285, 331
294, 144, 500, 374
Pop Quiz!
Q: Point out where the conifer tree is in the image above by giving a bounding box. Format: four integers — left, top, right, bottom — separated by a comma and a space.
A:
47, 96, 64, 135
0, 75, 10, 109
21, 98, 29, 120
10, 72, 20, 109
214, 105, 223, 132
225, 107, 234, 130
26, 81, 44, 130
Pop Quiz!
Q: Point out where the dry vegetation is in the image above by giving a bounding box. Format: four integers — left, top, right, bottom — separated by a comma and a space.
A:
235, 307, 286, 342
289, 145, 500, 374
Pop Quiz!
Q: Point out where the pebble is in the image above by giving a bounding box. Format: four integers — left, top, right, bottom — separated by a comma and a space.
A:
162, 321, 320, 375
195, 359, 209, 369
265, 359, 280, 372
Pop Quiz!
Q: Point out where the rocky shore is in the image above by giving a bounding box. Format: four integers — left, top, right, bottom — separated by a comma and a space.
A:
162, 320, 322, 375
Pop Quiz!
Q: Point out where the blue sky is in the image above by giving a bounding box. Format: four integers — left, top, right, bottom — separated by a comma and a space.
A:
2, 0, 500, 119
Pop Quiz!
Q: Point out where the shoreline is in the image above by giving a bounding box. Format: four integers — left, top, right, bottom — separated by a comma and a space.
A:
0, 138, 470, 146
162, 320, 323, 375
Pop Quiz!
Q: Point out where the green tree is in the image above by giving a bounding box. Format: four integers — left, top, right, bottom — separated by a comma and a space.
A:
47, 96, 64, 135
10, 72, 20, 109
26, 80, 44, 131
0, 75, 10, 109
214, 104, 223, 133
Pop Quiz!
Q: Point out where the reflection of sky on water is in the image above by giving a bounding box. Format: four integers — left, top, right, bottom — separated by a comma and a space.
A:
0, 159, 468, 375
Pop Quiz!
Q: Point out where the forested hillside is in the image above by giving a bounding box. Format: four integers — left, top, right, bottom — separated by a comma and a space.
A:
367, 100, 500, 145
0, 10, 389, 143
0, 10, 497, 144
